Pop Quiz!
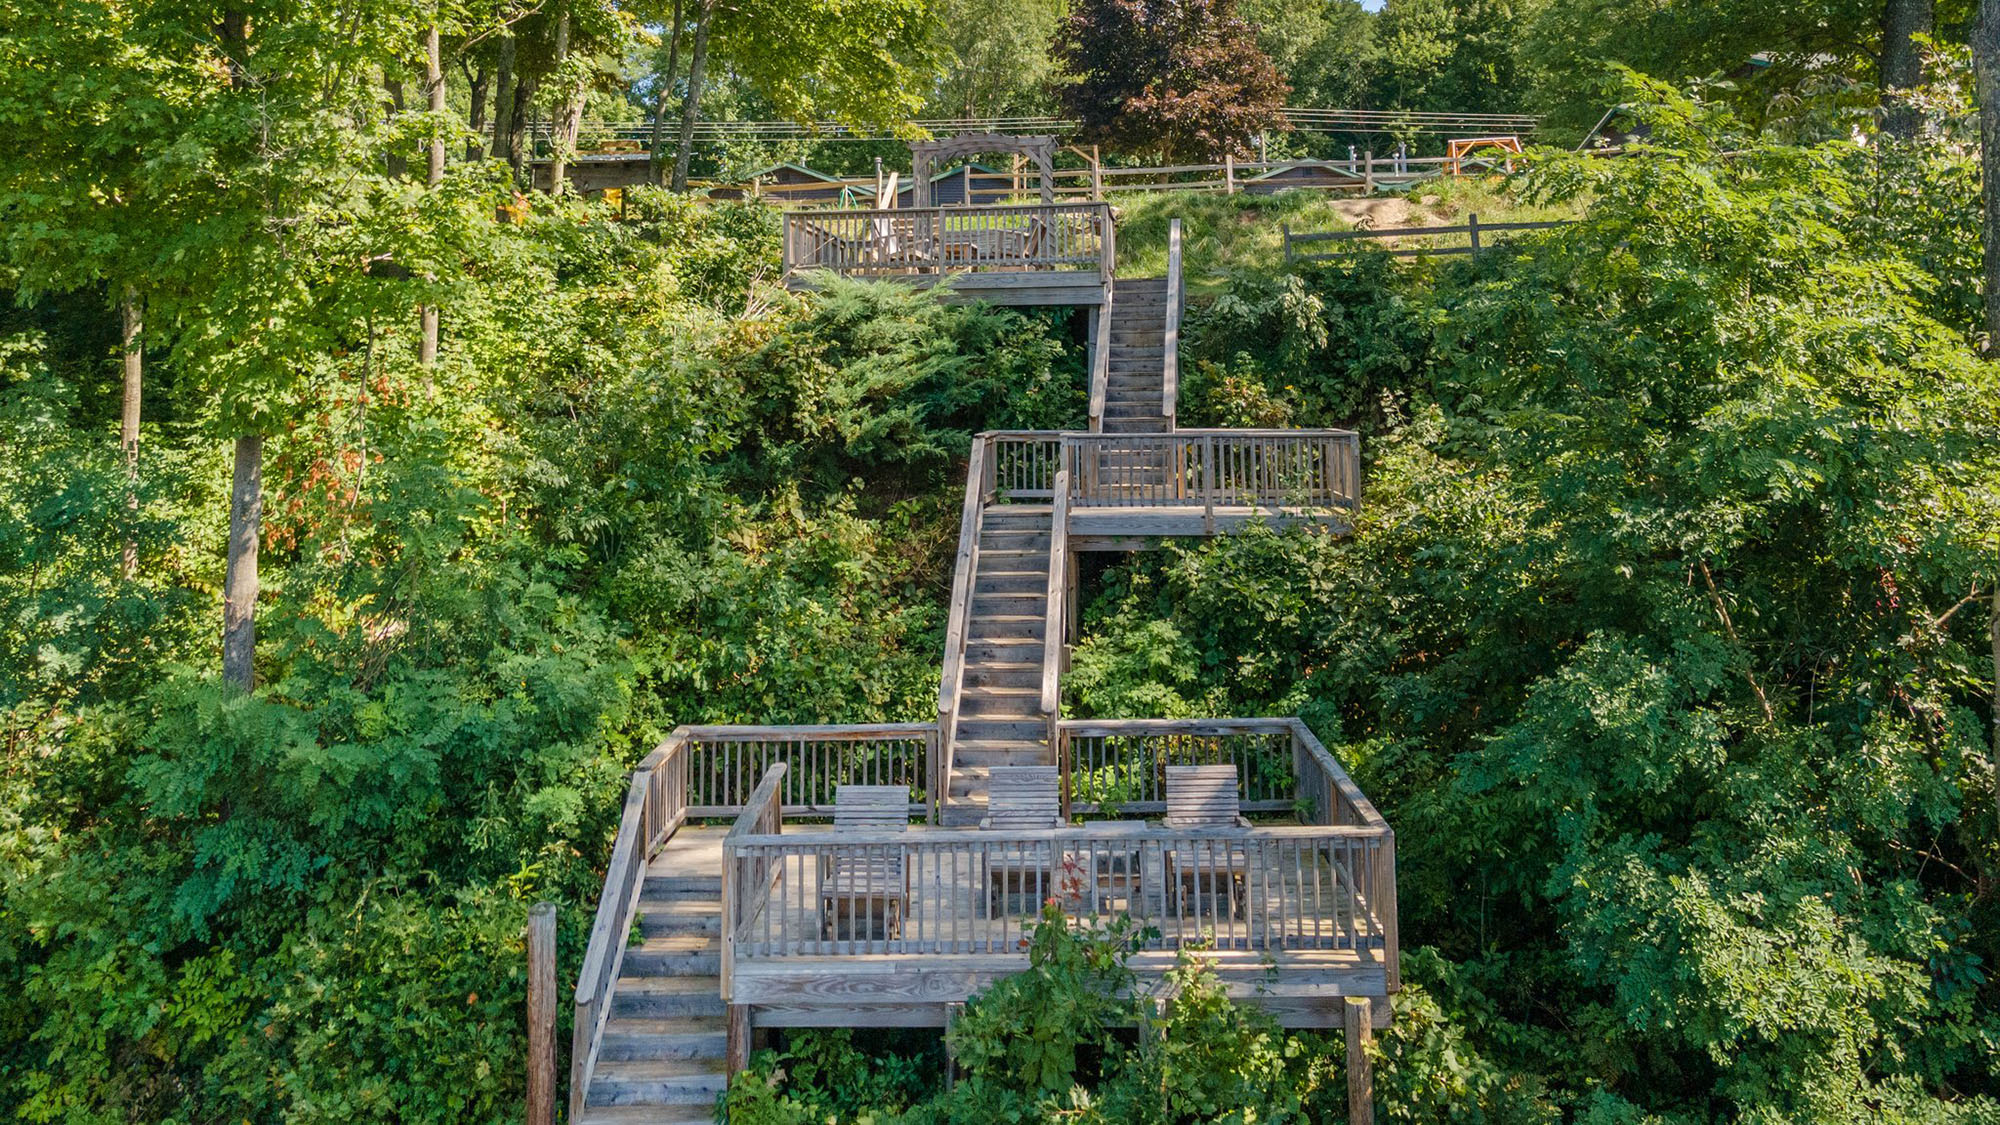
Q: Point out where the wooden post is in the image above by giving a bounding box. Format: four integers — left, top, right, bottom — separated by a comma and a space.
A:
1344, 997, 1374, 1125
1091, 145, 1103, 199
1363, 150, 1375, 195
1467, 213, 1482, 257
527, 902, 558, 1125
1224, 153, 1236, 193
1201, 434, 1216, 536
726, 1003, 751, 1073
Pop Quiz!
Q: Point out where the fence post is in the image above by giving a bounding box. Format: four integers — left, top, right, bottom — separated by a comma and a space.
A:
1468, 213, 1481, 257
1281, 223, 1291, 263
1091, 145, 1103, 200
1224, 153, 1236, 194
527, 902, 558, 1125
1363, 150, 1375, 194
1345, 997, 1375, 1125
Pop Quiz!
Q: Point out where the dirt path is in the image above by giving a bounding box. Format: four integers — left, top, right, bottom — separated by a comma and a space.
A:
1325, 196, 1419, 229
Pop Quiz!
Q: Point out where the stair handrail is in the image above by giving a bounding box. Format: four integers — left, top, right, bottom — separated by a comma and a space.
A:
1088, 288, 1113, 431
1163, 217, 1182, 428
570, 730, 693, 1121
721, 763, 788, 1007
1041, 461, 1071, 810
935, 433, 991, 822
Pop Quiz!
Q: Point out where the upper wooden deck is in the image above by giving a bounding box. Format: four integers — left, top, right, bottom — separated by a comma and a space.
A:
781, 202, 1114, 306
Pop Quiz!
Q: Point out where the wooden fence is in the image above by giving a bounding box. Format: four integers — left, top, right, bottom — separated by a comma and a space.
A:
1284, 213, 1574, 261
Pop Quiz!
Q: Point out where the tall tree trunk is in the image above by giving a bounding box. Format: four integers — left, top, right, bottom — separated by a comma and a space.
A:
1880, 0, 1935, 139
219, 8, 262, 691
1978, 0, 2000, 351
223, 434, 262, 691
120, 287, 142, 581
385, 75, 408, 178
649, 0, 685, 187
421, 26, 443, 369
549, 0, 574, 194
508, 76, 535, 182
490, 32, 517, 169
466, 64, 491, 162
671, 0, 716, 192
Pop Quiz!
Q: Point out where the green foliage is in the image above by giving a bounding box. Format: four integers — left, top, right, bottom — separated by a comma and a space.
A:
0, 151, 1078, 1120
1072, 83, 2000, 1119
946, 904, 1146, 1098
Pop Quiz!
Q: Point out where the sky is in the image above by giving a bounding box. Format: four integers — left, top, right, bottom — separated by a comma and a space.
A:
1358, 0, 1385, 9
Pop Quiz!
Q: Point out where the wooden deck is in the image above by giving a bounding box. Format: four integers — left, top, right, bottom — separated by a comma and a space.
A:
782, 203, 1113, 307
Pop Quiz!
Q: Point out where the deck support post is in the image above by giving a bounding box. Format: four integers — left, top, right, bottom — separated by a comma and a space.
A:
526, 902, 557, 1125
726, 1003, 752, 1074
1344, 997, 1374, 1125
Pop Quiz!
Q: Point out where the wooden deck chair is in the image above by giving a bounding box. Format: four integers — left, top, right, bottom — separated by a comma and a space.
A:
820, 785, 910, 941
1163, 765, 1250, 915
981, 767, 1065, 917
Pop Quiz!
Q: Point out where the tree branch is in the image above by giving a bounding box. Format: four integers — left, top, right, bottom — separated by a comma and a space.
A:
1698, 557, 1776, 726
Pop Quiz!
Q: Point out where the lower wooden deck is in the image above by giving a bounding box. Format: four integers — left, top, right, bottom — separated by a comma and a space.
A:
636, 826, 1393, 1032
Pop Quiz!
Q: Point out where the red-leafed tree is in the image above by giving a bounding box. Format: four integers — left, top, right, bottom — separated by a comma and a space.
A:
1052, 0, 1288, 163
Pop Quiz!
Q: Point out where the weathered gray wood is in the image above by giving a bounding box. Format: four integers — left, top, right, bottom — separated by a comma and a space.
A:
528, 901, 557, 1125
726, 1003, 751, 1074
1346, 997, 1375, 1125
1163, 221, 1182, 426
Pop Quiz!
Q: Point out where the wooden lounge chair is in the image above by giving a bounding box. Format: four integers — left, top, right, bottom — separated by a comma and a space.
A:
820, 785, 910, 941
981, 767, 1064, 916
1163, 765, 1250, 914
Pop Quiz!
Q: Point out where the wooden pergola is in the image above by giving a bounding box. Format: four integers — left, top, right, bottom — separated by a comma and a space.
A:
909, 133, 1055, 208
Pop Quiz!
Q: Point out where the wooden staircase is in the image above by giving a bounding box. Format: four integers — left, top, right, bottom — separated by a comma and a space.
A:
942, 503, 1058, 825
577, 833, 730, 1124
1101, 277, 1173, 434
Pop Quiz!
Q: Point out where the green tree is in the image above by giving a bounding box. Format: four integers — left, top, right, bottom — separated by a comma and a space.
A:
1053, 0, 1291, 162
930, 0, 1067, 118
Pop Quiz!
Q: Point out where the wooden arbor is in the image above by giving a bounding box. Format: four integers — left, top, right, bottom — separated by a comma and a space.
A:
910, 133, 1056, 208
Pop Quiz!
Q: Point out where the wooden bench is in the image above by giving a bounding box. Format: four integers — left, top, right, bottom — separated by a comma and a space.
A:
980, 767, 1065, 916
820, 785, 910, 941
1163, 765, 1251, 915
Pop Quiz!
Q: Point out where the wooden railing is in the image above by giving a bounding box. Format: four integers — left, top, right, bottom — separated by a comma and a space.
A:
1284, 214, 1574, 262
935, 437, 989, 819
984, 432, 1064, 501
1088, 286, 1113, 430
720, 716, 1394, 969
1069, 430, 1361, 518
1288, 719, 1397, 987
783, 203, 1113, 278
683, 725, 933, 817
1162, 218, 1183, 427
723, 822, 1391, 958
721, 764, 788, 1003
1062, 718, 1298, 815
569, 734, 692, 1121
1040, 465, 1072, 756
